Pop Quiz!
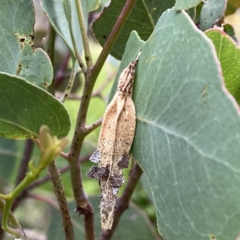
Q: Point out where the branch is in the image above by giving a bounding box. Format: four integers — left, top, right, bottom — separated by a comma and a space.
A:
60, 151, 69, 161
60, 58, 78, 102
33, 48, 74, 238
67, 1, 137, 239
90, 0, 137, 85
15, 139, 34, 186
84, 118, 102, 135
99, 162, 143, 240
0, 145, 65, 240
43, 26, 76, 239
11, 154, 90, 213
26, 154, 90, 192
27, 193, 58, 208
0, 199, 25, 239
63, 0, 87, 74
75, 0, 93, 70
68, 151, 94, 240
48, 162, 75, 240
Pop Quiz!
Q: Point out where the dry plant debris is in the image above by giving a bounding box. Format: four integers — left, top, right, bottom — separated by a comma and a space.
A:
87, 53, 140, 230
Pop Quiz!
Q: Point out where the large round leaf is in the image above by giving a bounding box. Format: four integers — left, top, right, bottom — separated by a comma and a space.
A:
0, 73, 70, 139
111, 8, 240, 240
0, 0, 53, 88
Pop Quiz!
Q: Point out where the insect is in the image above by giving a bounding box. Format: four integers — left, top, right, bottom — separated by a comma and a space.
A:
87, 52, 141, 230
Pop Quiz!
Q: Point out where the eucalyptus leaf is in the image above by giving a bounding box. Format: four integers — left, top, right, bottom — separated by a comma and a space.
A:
206, 29, 240, 104
40, 0, 88, 57
0, 0, 53, 88
112, 8, 240, 240
0, 73, 71, 139
200, 0, 227, 31
92, 0, 175, 60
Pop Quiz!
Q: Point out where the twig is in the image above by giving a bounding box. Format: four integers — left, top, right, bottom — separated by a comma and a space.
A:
90, 0, 137, 87
56, 92, 83, 100
68, 150, 94, 240
99, 162, 143, 240
67, 1, 137, 240
48, 162, 75, 240
1, 151, 61, 240
0, 226, 3, 239
44, 23, 56, 95
11, 154, 91, 213
61, 151, 69, 161
60, 58, 78, 102
44, 23, 75, 240
75, 0, 93, 71
0, 199, 24, 238
55, 70, 79, 82
63, 0, 87, 74
55, 91, 104, 101
15, 139, 34, 186
26, 154, 91, 192
27, 193, 58, 209
85, 118, 102, 135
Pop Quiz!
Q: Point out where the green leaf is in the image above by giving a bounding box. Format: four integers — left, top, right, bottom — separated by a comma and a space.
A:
92, 0, 175, 60
114, 8, 240, 240
206, 29, 240, 104
193, 1, 204, 24
175, 0, 201, 10
40, 0, 88, 57
223, 24, 238, 43
0, 0, 53, 88
0, 73, 71, 139
186, 7, 196, 20
47, 196, 157, 239
200, 0, 227, 31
